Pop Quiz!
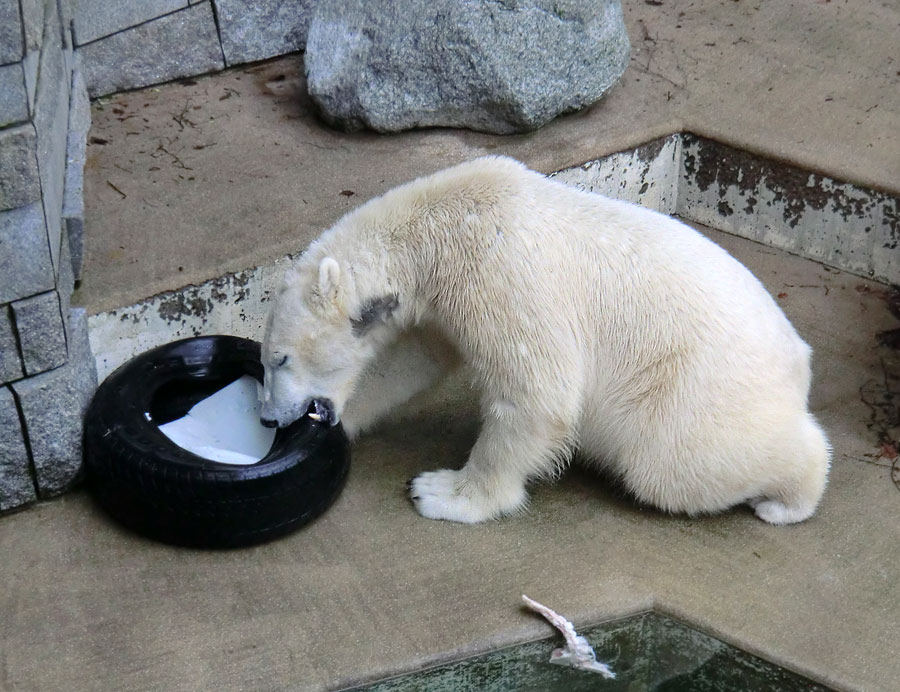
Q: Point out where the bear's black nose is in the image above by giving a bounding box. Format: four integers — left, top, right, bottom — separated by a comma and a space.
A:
260, 417, 278, 428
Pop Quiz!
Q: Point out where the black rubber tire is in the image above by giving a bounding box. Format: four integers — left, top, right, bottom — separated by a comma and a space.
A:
84, 335, 350, 548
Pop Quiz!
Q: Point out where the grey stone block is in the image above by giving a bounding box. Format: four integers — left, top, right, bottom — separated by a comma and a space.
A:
0, 202, 55, 304
0, 0, 23, 63
214, 0, 314, 66
23, 50, 39, 115
20, 0, 45, 54
73, 0, 187, 46
0, 62, 29, 128
306, 0, 631, 134
34, 0, 70, 273
0, 306, 24, 384
0, 125, 41, 210
79, 2, 225, 98
56, 226, 75, 330
63, 211, 84, 282
62, 63, 89, 280
0, 386, 37, 512
12, 290, 68, 376
60, 0, 74, 78
12, 307, 96, 497
58, 0, 74, 48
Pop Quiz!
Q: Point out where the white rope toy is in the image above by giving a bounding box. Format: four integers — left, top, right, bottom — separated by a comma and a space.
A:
521, 594, 615, 679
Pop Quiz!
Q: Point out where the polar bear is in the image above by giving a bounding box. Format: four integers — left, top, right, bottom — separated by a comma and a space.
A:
260, 156, 830, 525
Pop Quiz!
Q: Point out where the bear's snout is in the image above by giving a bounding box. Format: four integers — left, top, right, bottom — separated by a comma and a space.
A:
260, 398, 337, 429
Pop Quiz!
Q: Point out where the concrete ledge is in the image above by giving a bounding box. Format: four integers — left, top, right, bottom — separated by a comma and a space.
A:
87, 133, 900, 381
678, 135, 900, 286
77, 0, 900, 316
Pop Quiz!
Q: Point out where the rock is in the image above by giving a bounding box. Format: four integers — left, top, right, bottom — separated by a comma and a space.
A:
0, 0, 23, 64
12, 290, 68, 376
214, 0, 314, 66
19, 0, 44, 55
63, 63, 90, 280
56, 231, 76, 339
22, 50, 39, 116
11, 308, 97, 498
33, 0, 70, 273
0, 202, 55, 304
0, 125, 41, 211
0, 386, 36, 512
0, 306, 23, 384
305, 0, 631, 134
72, 0, 187, 46
0, 63, 29, 128
79, 2, 225, 98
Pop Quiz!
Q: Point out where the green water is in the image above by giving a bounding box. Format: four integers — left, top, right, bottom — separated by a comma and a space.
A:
345, 612, 832, 691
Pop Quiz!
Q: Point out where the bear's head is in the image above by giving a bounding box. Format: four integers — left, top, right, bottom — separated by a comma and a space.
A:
260, 256, 398, 429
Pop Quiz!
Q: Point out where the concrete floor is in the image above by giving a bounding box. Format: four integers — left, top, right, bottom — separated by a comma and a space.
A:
74, 0, 900, 314
3, 0, 900, 690
2, 227, 900, 691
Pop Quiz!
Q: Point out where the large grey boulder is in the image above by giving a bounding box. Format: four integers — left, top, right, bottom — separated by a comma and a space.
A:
305, 0, 631, 134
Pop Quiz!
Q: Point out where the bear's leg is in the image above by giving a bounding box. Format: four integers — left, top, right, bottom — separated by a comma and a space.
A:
410, 408, 567, 522
749, 413, 831, 525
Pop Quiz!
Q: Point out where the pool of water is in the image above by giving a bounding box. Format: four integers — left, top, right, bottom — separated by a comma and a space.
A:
345, 612, 833, 691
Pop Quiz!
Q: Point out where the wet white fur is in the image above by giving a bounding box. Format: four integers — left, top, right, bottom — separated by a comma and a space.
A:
261, 156, 831, 525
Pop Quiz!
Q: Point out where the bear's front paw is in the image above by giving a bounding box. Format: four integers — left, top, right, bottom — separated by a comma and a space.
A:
409, 469, 487, 523
408, 469, 526, 523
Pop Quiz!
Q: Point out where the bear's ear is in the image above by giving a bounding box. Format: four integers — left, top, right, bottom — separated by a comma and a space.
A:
316, 257, 342, 304
351, 295, 399, 336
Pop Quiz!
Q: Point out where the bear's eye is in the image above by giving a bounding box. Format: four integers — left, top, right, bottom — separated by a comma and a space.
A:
276, 354, 288, 367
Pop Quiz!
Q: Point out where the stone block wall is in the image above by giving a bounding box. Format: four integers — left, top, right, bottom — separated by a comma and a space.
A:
0, 0, 98, 512
73, 0, 317, 98
1, 0, 318, 514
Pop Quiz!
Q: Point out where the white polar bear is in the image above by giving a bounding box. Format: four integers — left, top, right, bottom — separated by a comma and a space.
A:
260, 156, 830, 525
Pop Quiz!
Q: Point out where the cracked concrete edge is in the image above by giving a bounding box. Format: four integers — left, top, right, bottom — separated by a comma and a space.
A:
650, 599, 856, 692
87, 138, 681, 381
333, 595, 657, 692
87, 133, 900, 384
88, 259, 293, 381
678, 134, 899, 286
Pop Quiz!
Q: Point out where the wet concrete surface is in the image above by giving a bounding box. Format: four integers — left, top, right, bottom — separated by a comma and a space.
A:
4, 224, 900, 692
14, 0, 900, 689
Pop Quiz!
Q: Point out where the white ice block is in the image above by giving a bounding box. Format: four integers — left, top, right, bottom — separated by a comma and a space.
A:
158, 375, 276, 465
